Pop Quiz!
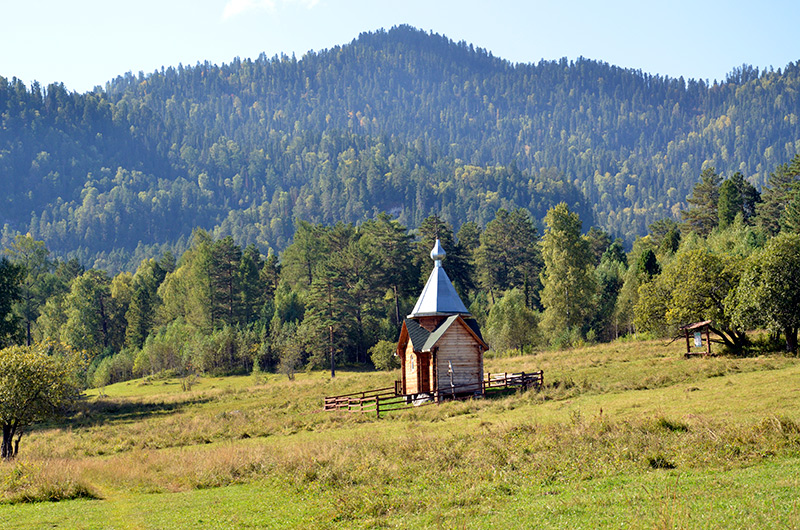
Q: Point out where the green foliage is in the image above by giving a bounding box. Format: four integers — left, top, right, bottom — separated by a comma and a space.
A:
6, 28, 799, 271
272, 321, 305, 380
0, 341, 82, 458
648, 218, 679, 252
717, 172, 760, 229
369, 340, 399, 371
600, 239, 627, 267
485, 289, 541, 353
779, 181, 800, 234
3, 235, 52, 346
279, 221, 329, 291
90, 349, 135, 388
540, 203, 596, 340
125, 258, 168, 349
705, 216, 767, 258
591, 256, 627, 341
584, 226, 613, 265
359, 213, 417, 327
681, 167, 721, 236
475, 208, 542, 308
634, 247, 748, 351
415, 215, 474, 297
61, 270, 116, 357
758, 154, 800, 235
134, 319, 193, 376
734, 233, 800, 353
0, 258, 23, 347
635, 248, 661, 280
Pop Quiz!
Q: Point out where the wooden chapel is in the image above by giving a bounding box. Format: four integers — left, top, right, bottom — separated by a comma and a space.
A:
396, 239, 488, 399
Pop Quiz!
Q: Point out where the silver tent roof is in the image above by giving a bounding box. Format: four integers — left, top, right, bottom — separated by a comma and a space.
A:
408, 239, 470, 317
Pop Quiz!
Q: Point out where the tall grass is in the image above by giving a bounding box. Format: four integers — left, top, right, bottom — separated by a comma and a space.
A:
1, 337, 798, 528
5, 410, 799, 508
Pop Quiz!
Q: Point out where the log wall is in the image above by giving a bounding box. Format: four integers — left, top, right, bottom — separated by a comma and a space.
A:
403, 342, 419, 394
436, 322, 482, 392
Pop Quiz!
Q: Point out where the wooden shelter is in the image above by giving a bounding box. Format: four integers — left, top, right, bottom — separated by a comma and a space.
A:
396, 239, 488, 398
680, 320, 712, 357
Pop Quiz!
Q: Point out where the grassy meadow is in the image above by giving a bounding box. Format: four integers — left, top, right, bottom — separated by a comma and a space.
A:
1, 338, 799, 529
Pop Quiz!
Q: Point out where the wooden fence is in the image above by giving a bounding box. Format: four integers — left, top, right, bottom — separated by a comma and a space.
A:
323, 370, 543, 418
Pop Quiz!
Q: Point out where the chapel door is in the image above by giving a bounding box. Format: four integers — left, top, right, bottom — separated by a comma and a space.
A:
417, 352, 431, 392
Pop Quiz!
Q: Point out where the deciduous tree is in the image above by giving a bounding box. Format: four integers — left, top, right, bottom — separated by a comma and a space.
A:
485, 289, 540, 352
62, 270, 115, 357
539, 203, 596, 339
733, 233, 800, 353
0, 341, 82, 458
635, 248, 747, 352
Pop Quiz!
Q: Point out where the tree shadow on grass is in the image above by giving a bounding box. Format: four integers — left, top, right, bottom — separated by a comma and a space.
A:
65, 395, 215, 428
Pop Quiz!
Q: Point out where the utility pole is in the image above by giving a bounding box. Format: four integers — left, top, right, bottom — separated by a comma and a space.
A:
329, 324, 335, 378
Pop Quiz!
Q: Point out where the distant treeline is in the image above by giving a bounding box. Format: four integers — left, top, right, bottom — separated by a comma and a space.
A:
2, 154, 800, 387
1, 25, 799, 270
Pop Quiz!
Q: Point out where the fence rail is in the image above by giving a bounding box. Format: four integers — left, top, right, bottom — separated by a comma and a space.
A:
323, 370, 543, 417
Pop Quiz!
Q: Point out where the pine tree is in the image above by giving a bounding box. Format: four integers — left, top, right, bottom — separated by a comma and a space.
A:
681, 167, 721, 236
4, 235, 51, 346
415, 215, 474, 296
0, 258, 23, 347
757, 154, 800, 235
475, 208, 542, 308
359, 213, 416, 327
237, 244, 264, 326
301, 264, 355, 375
718, 172, 760, 229
208, 237, 242, 328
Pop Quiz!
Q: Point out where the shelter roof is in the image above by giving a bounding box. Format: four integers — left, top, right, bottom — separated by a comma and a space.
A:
404, 318, 431, 351
402, 315, 488, 353
679, 320, 712, 331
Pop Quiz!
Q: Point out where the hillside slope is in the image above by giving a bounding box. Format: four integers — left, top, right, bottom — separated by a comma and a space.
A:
1, 339, 799, 528
1, 25, 798, 269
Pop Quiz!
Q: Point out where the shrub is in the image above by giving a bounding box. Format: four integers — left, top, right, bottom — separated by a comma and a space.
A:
369, 340, 399, 371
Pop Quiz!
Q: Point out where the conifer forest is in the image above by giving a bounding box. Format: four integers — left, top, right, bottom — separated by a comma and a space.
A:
2, 25, 800, 386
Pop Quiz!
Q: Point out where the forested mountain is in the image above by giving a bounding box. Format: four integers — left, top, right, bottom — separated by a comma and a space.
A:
1, 25, 799, 270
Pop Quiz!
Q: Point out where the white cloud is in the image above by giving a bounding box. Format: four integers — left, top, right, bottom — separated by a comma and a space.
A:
222, 0, 319, 19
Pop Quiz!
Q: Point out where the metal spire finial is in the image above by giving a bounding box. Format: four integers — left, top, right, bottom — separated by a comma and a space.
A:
431, 238, 446, 267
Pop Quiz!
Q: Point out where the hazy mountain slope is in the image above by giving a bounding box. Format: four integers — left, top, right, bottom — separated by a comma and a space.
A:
1, 25, 798, 270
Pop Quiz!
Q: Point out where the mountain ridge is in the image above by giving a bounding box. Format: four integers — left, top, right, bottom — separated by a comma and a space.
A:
1, 25, 798, 271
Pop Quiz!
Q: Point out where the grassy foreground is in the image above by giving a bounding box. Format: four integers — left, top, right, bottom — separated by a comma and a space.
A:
1, 338, 799, 529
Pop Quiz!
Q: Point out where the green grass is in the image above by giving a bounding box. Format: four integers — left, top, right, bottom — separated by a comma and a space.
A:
1, 338, 799, 528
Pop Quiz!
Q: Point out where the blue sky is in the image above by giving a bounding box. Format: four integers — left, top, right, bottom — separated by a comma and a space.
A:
3, 0, 798, 93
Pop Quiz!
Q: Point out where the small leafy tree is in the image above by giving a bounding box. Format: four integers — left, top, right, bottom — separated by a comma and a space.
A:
485, 289, 540, 353
369, 340, 399, 371
635, 247, 748, 352
734, 233, 800, 353
0, 342, 82, 458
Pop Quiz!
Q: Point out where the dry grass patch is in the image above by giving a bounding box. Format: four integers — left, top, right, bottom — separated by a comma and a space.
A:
0, 459, 100, 504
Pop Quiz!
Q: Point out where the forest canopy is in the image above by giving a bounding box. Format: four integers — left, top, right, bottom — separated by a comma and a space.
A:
0, 26, 798, 271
